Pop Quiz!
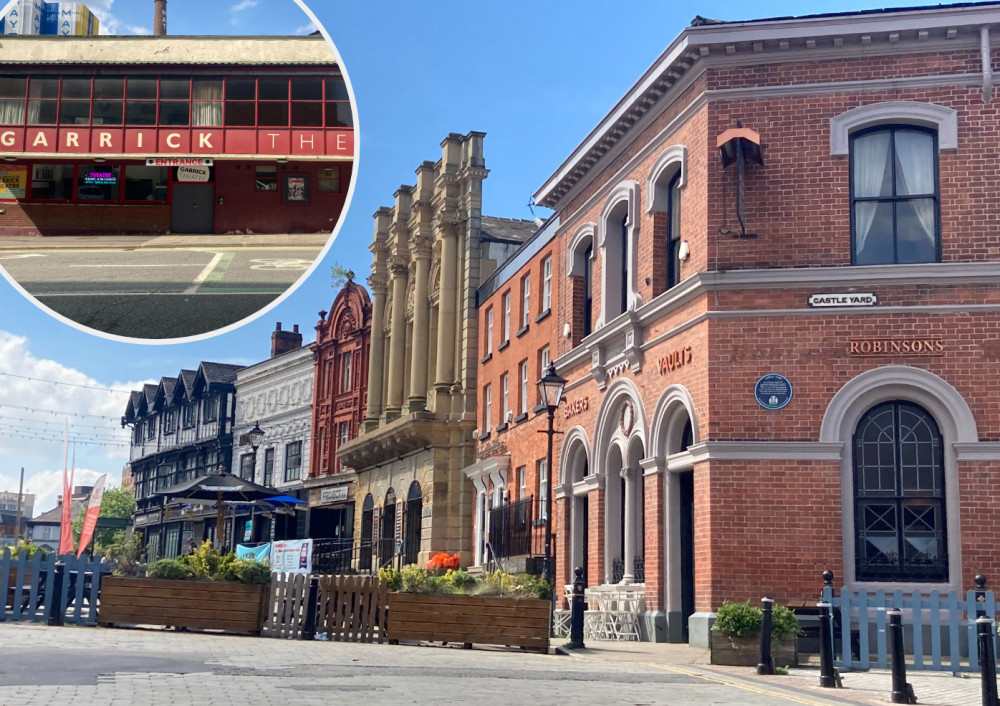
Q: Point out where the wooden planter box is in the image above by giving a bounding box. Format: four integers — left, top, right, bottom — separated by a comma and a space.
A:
99, 577, 268, 635
710, 629, 798, 667
387, 592, 550, 650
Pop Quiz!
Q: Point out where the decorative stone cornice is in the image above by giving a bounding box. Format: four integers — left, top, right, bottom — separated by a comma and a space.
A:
338, 413, 466, 471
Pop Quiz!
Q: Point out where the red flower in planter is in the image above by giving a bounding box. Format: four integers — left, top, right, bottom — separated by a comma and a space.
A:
426, 552, 461, 570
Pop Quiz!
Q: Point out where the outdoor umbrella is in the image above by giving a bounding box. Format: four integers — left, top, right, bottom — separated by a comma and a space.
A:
154, 473, 277, 549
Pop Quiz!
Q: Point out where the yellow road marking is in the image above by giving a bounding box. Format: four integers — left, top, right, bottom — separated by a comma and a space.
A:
646, 662, 837, 706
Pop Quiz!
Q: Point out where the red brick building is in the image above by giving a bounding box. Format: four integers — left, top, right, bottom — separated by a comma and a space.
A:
475, 3, 1000, 645
306, 277, 370, 544
0, 34, 353, 235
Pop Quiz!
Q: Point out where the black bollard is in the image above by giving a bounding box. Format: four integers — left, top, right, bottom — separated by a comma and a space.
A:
567, 566, 586, 650
977, 618, 999, 706
301, 575, 319, 641
975, 575, 988, 619
47, 561, 65, 627
818, 601, 838, 688
757, 597, 775, 675
888, 610, 914, 704
821, 570, 835, 600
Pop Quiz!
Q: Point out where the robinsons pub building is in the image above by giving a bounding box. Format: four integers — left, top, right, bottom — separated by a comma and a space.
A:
469, 1, 1000, 645
0, 33, 354, 236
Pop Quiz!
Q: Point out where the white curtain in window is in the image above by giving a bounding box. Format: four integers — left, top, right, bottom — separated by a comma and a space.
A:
192, 81, 222, 126
853, 131, 891, 255
894, 131, 936, 246
0, 100, 24, 124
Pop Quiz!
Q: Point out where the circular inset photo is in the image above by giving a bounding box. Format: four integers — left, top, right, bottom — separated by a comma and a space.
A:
0, 0, 356, 341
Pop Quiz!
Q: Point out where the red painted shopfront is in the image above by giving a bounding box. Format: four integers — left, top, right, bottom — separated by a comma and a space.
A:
0, 35, 354, 236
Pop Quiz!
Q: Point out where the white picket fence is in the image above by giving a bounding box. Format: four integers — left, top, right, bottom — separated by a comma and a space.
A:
821, 584, 998, 673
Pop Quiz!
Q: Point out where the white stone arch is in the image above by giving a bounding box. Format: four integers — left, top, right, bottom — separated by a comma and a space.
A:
567, 222, 596, 277
649, 384, 700, 461
558, 426, 592, 585
646, 144, 687, 213
558, 426, 591, 485
597, 180, 641, 327
830, 101, 958, 156
820, 365, 975, 591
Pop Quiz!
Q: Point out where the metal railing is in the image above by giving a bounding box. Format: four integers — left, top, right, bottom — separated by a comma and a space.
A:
488, 497, 534, 560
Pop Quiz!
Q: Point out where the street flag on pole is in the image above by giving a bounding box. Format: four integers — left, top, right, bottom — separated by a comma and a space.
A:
76, 474, 107, 558
59, 437, 75, 556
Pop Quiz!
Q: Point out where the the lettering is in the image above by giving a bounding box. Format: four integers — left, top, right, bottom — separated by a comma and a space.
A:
849, 338, 945, 356
564, 397, 590, 420
99, 132, 112, 148
268, 133, 280, 148
136, 132, 144, 148
199, 133, 214, 149
32, 132, 48, 148
0, 132, 14, 147
65, 132, 79, 148
166, 133, 181, 148
658, 346, 693, 375
300, 134, 315, 149
337, 133, 347, 151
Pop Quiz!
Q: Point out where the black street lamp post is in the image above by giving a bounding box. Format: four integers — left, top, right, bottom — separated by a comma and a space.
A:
537, 363, 566, 635
244, 421, 265, 545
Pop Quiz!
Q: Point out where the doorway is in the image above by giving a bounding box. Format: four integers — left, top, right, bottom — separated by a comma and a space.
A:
171, 183, 214, 233
679, 470, 695, 642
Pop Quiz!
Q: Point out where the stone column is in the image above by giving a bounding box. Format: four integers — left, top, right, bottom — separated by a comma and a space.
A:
620, 465, 636, 583
363, 279, 387, 430
407, 241, 431, 411
432, 222, 458, 415
385, 263, 408, 418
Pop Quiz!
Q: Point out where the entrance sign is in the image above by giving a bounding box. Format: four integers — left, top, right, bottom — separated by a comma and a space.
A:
177, 165, 211, 182
320, 486, 349, 504
146, 157, 214, 167
755, 374, 793, 410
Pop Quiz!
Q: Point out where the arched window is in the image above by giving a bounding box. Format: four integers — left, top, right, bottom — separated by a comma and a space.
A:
567, 224, 595, 346
598, 181, 639, 327
403, 481, 422, 565
854, 401, 947, 582
666, 172, 682, 290
380, 487, 396, 569
851, 126, 939, 265
359, 493, 374, 572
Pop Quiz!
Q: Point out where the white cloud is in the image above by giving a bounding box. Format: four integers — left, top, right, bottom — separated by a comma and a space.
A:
0, 467, 117, 519
230, 0, 258, 24
83, 0, 150, 36
0, 331, 151, 513
295, 20, 317, 35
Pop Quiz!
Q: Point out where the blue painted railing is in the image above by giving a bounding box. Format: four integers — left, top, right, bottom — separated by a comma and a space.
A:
0, 549, 108, 626
821, 584, 998, 673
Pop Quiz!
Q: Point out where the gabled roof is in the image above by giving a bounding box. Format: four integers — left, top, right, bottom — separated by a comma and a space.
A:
481, 216, 538, 244
173, 369, 198, 404
197, 362, 244, 391
28, 497, 88, 526
153, 377, 177, 411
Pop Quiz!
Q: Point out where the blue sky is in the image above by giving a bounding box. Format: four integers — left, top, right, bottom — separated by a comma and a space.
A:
0, 0, 925, 511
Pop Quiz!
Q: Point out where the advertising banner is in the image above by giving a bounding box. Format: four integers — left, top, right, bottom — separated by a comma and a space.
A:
76, 474, 107, 558
236, 543, 271, 564
0, 165, 27, 199
270, 538, 312, 574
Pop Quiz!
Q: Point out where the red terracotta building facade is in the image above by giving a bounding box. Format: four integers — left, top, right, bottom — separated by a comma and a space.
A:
306, 278, 370, 544
475, 3, 1000, 645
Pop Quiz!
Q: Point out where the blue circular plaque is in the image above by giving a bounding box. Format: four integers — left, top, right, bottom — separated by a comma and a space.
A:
755, 374, 793, 410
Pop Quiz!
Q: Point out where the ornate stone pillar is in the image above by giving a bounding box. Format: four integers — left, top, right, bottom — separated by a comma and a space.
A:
407, 237, 432, 411
385, 262, 408, 418
432, 222, 458, 415
621, 465, 636, 583
363, 279, 387, 430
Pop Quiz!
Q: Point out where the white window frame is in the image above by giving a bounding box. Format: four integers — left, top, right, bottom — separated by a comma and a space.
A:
502, 291, 511, 343
519, 360, 528, 415
485, 307, 494, 355
518, 466, 527, 501
483, 384, 492, 433
542, 257, 552, 313
501, 373, 509, 424
521, 274, 531, 329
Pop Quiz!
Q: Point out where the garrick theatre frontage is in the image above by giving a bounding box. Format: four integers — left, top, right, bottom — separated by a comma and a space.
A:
473, 2, 1000, 646
0, 34, 353, 236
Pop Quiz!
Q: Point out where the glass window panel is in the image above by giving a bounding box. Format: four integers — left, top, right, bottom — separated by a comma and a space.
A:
160, 78, 190, 99
59, 101, 90, 125
292, 77, 322, 100
94, 77, 124, 100
894, 131, 934, 195
92, 101, 123, 125
325, 77, 349, 100
255, 165, 277, 191
291, 102, 322, 126
158, 101, 190, 126
27, 100, 57, 124
124, 165, 168, 201
126, 101, 157, 125
226, 78, 255, 100
224, 101, 255, 126
79, 165, 120, 201
854, 200, 894, 265
853, 131, 892, 198
326, 102, 352, 127
29, 78, 58, 99
127, 78, 158, 99
318, 166, 339, 192
259, 77, 288, 100
0, 100, 24, 124
192, 101, 222, 127
61, 77, 91, 100
31, 164, 75, 199
895, 198, 937, 264
193, 78, 223, 100
258, 102, 288, 126
0, 77, 26, 99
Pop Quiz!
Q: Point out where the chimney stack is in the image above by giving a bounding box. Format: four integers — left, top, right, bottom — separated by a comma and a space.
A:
271, 322, 303, 358
154, 0, 167, 36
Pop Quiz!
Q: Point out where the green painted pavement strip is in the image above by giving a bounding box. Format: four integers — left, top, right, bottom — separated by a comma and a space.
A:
194, 251, 235, 294
196, 287, 289, 294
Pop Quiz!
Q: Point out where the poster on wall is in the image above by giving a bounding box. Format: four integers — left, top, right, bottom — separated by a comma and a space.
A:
270, 538, 313, 574
284, 175, 309, 203
0, 165, 27, 199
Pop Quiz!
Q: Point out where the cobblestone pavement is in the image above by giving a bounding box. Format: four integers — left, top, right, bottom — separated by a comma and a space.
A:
0, 623, 881, 706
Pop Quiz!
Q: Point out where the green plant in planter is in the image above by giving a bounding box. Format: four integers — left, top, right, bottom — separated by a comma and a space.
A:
148, 558, 194, 581
713, 600, 800, 646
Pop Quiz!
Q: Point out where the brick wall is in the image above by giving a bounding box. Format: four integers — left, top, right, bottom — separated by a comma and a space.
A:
0, 202, 169, 235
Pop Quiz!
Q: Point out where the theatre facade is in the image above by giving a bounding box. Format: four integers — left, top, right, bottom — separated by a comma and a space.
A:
476, 3, 1000, 645
0, 34, 354, 236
